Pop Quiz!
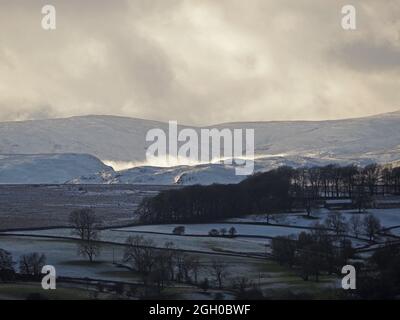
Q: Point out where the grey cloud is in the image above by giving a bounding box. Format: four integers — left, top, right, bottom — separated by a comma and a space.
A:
332, 41, 400, 72
0, 0, 399, 125
0, 102, 57, 122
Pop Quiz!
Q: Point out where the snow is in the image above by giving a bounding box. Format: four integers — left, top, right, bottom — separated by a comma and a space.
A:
2, 228, 269, 255
116, 163, 244, 185
389, 227, 400, 236
0, 153, 113, 184
0, 236, 286, 292
228, 208, 400, 230
326, 199, 352, 204
227, 213, 321, 227
115, 223, 302, 237
341, 209, 400, 228
0, 236, 132, 281
2, 111, 400, 184
0, 115, 162, 163
5, 207, 400, 257
2, 111, 400, 164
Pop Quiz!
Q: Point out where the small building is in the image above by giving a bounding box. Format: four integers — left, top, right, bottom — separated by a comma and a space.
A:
324, 199, 353, 210
375, 198, 400, 209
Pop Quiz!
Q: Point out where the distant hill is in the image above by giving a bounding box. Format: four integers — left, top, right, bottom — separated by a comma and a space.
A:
0, 111, 400, 184
0, 154, 113, 184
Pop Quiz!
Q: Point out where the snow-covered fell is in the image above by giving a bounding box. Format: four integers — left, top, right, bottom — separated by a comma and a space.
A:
1, 111, 400, 164
0, 154, 113, 184
1, 111, 400, 184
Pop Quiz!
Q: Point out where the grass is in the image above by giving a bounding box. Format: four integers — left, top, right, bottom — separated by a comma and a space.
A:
254, 259, 290, 273
0, 230, 344, 300
98, 270, 141, 281
160, 283, 233, 300
60, 260, 108, 266
0, 282, 93, 300
250, 258, 340, 298
302, 215, 319, 220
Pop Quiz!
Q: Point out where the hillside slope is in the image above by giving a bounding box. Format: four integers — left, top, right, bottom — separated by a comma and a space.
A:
0, 111, 400, 164
1, 111, 400, 184
0, 154, 113, 184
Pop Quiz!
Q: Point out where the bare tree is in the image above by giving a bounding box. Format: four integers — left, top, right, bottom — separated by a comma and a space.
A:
352, 186, 372, 213
363, 214, 381, 241
304, 197, 318, 218
210, 260, 229, 289
19, 253, 46, 276
349, 214, 362, 238
164, 241, 177, 281
297, 244, 325, 282
324, 212, 348, 236
231, 276, 253, 295
0, 249, 14, 271
182, 255, 201, 284
228, 227, 237, 237
174, 251, 186, 282
123, 235, 156, 275
308, 167, 322, 199
271, 235, 296, 267
363, 163, 380, 196
200, 278, 209, 292
266, 212, 273, 224
191, 257, 201, 284
0, 249, 15, 281
150, 250, 173, 292
69, 208, 102, 262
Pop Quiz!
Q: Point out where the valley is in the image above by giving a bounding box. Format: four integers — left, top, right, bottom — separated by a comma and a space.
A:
0, 183, 399, 299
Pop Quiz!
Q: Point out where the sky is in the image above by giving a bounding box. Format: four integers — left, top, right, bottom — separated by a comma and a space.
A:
0, 0, 399, 125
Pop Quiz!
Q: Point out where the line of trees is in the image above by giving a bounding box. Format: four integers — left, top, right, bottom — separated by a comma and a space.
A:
320, 211, 382, 241
123, 237, 201, 291
0, 249, 47, 281
355, 242, 400, 299
137, 166, 294, 223
137, 163, 400, 224
123, 236, 233, 293
271, 225, 355, 282
292, 163, 400, 200
122, 236, 269, 299
271, 212, 384, 283
1, 208, 103, 283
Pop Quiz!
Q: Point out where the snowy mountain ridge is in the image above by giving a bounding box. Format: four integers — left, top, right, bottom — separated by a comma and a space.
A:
1, 110, 400, 184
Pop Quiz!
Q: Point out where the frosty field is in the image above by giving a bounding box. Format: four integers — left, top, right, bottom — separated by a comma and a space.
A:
1, 184, 400, 300
0, 184, 175, 229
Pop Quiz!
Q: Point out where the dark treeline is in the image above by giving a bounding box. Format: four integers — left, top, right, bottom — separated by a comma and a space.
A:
272, 227, 354, 282
293, 163, 400, 198
137, 163, 400, 224
137, 167, 293, 223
